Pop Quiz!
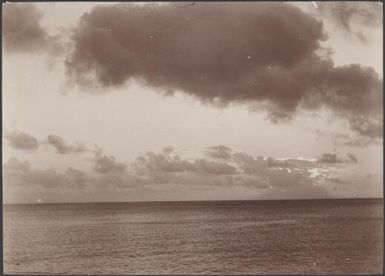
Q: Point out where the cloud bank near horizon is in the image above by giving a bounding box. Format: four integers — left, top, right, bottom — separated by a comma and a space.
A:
4, 144, 377, 203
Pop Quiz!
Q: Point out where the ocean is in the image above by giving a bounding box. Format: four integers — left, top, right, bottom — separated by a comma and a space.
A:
3, 199, 383, 274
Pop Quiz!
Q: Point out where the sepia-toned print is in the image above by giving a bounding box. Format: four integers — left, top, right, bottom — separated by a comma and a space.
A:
2, 2, 383, 275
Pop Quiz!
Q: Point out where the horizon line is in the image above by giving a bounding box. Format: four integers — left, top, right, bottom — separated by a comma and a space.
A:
3, 197, 383, 205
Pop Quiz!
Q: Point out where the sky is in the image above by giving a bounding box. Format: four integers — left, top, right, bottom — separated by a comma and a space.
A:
2, 2, 383, 203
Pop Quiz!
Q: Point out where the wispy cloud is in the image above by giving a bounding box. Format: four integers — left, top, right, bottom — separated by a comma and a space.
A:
317, 2, 382, 40
334, 133, 382, 148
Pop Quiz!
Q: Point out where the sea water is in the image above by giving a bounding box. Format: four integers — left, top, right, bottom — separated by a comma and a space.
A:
3, 199, 383, 274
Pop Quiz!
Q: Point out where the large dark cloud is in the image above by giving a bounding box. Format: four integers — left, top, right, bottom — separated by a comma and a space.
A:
5, 131, 39, 151
66, 2, 382, 139
47, 135, 87, 154
2, 3, 58, 53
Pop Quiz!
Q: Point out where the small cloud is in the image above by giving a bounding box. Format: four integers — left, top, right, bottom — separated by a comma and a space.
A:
267, 157, 292, 168
162, 146, 174, 156
326, 177, 347, 184
191, 159, 237, 175
205, 145, 232, 159
347, 153, 358, 163
3, 157, 78, 189
134, 148, 238, 175
66, 167, 90, 189
47, 135, 87, 154
318, 153, 341, 164
334, 133, 381, 147
3, 156, 31, 172
5, 131, 39, 151
93, 152, 127, 174
3, 155, 136, 191
318, 153, 358, 164
348, 116, 382, 140
3, 3, 62, 54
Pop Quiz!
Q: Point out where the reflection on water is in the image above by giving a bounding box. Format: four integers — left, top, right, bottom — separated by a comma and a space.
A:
4, 199, 383, 274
